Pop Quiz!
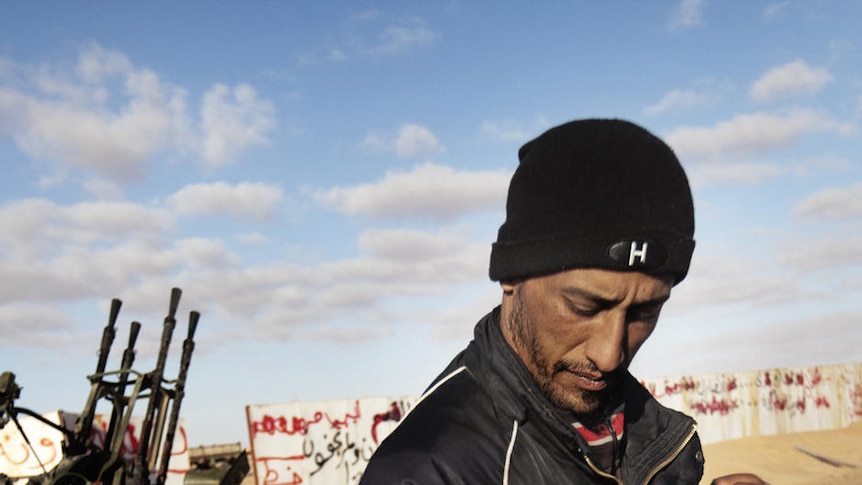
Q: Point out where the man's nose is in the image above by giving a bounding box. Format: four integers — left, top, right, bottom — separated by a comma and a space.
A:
585, 312, 626, 373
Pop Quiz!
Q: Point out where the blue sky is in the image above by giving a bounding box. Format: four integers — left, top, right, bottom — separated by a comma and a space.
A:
2, 1, 861, 447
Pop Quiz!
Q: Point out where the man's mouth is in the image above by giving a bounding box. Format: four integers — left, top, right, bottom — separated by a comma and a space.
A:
568, 371, 608, 392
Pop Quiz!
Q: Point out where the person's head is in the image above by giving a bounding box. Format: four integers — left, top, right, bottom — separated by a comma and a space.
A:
488, 118, 695, 421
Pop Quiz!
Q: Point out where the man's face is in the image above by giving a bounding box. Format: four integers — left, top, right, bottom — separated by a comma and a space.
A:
500, 268, 673, 422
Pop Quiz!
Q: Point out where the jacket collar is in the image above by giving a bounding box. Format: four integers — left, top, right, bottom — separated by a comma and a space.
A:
466, 306, 696, 477
467, 307, 592, 448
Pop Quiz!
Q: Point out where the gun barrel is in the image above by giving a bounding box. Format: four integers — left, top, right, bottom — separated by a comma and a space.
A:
105, 320, 142, 447
73, 298, 122, 449
98, 299, 123, 373
135, 288, 181, 483
155, 311, 199, 485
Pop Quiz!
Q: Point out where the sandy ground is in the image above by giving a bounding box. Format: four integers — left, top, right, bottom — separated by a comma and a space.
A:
701, 421, 862, 484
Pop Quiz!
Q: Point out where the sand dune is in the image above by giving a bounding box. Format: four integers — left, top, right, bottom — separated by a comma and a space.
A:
701, 421, 862, 484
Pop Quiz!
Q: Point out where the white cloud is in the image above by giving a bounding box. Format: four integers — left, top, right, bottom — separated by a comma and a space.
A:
358, 228, 471, 262
315, 163, 510, 220
82, 178, 125, 199
0, 249, 147, 305
75, 43, 134, 82
665, 110, 837, 162
0, 237, 235, 305
329, 49, 348, 62
98, 224, 491, 343
357, 131, 387, 152
763, 1, 789, 18
686, 153, 850, 187
637, 311, 862, 377
0, 45, 191, 181
479, 117, 549, 142
297, 13, 435, 65
236, 232, 269, 244
175, 238, 239, 269
646, 243, 861, 375
366, 22, 437, 57
644, 89, 717, 115
61, 201, 173, 240
343, 13, 436, 58
358, 123, 443, 159
687, 161, 783, 186
0, 198, 173, 258
168, 181, 283, 221
790, 154, 850, 176
349, 9, 380, 22
750, 60, 832, 102
776, 236, 862, 271
395, 123, 443, 158
321, 231, 487, 289
200, 84, 276, 166
672, 252, 799, 311
793, 183, 862, 221
670, 0, 706, 30
0, 196, 245, 308
22, 178, 857, 353
0, 302, 78, 347
828, 39, 854, 64
0, 45, 277, 185
35, 167, 71, 189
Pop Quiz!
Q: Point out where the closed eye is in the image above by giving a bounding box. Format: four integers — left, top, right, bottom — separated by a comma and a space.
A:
563, 297, 608, 318
570, 306, 600, 317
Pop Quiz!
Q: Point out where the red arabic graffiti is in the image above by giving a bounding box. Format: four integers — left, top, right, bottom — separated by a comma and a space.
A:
251, 400, 362, 438
249, 399, 412, 485
641, 366, 851, 419
691, 396, 739, 416
0, 436, 58, 471
654, 377, 697, 397
88, 421, 141, 464
1, 419, 190, 477
769, 390, 788, 411
852, 384, 862, 417
257, 455, 305, 485
811, 368, 822, 386
371, 402, 402, 445
726, 378, 737, 392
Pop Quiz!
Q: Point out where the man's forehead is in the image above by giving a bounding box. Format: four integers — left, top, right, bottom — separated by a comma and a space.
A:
534, 268, 674, 300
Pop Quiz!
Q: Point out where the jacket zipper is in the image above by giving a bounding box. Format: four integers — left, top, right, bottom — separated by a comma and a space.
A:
580, 416, 624, 484
641, 423, 698, 485
582, 422, 697, 485
583, 455, 623, 484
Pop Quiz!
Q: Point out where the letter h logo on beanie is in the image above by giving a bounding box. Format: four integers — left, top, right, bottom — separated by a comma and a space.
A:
489, 118, 695, 285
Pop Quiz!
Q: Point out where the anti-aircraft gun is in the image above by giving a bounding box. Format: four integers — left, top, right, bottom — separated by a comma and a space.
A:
1, 288, 199, 485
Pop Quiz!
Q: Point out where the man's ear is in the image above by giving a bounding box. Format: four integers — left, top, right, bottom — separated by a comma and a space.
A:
501, 281, 517, 294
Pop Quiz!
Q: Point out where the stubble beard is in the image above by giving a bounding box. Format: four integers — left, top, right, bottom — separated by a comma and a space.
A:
506, 293, 624, 429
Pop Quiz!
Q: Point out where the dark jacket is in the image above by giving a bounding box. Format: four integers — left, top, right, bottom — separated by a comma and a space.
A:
360, 307, 704, 484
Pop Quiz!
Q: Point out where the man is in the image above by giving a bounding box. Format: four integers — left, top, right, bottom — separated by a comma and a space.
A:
360, 119, 765, 484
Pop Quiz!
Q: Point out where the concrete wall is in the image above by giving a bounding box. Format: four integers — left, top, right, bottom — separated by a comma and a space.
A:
642, 363, 862, 445
245, 363, 862, 485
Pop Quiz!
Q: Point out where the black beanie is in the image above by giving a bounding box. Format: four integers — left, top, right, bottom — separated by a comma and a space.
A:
489, 118, 695, 284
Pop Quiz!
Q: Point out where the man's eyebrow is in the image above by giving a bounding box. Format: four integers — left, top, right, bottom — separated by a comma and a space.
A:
560, 287, 670, 307
560, 287, 620, 307
631, 294, 671, 308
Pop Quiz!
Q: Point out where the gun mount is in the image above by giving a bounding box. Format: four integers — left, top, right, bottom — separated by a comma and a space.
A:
1, 288, 199, 485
